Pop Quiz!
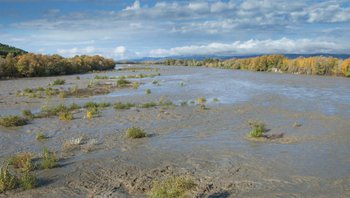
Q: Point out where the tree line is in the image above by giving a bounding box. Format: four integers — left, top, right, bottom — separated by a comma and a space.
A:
0, 43, 27, 57
0, 53, 116, 79
161, 55, 350, 77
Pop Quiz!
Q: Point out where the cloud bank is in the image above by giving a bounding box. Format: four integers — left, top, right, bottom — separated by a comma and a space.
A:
0, 0, 349, 59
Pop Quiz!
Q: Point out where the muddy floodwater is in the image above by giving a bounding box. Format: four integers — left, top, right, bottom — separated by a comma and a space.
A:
0, 65, 349, 197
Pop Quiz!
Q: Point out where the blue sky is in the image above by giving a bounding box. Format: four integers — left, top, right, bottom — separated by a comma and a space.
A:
0, 0, 350, 60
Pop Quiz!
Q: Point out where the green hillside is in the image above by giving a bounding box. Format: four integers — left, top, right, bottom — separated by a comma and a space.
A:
0, 43, 27, 57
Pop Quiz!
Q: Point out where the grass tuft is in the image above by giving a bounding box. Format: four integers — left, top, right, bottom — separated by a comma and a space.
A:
36, 133, 48, 141
139, 102, 158, 108
248, 121, 267, 138
51, 79, 65, 86
159, 98, 174, 107
62, 137, 84, 152
0, 165, 17, 193
0, 115, 28, 127
22, 110, 34, 120
84, 101, 110, 109
8, 153, 35, 172
58, 91, 66, 98
180, 101, 188, 106
19, 171, 37, 190
132, 81, 140, 89
149, 176, 196, 198
116, 78, 132, 88
58, 111, 73, 121
41, 148, 59, 169
126, 127, 147, 139
197, 97, 206, 104
114, 102, 136, 110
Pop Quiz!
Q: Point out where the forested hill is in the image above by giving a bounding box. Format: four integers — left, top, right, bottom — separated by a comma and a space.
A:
0, 43, 28, 57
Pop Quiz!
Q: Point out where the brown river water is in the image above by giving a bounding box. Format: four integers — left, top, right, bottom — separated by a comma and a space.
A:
0, 65, 349, 197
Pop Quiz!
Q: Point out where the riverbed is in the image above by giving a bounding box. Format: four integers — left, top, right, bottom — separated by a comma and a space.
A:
0, 65, 349, 197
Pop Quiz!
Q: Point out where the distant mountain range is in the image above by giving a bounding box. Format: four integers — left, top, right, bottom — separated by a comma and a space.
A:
121, 53, 350, 63
1, 42, 349, 62
0, 43, 27, 57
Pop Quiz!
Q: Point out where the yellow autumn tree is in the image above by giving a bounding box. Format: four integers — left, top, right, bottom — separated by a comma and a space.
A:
341, 58, 350, 77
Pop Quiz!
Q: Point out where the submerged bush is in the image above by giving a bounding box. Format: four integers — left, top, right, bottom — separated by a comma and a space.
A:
58, 91, 66, 98
197, 97, 206, 104
248, 121, 267, 138
41, 148, 58, 169
19, 171, 37, 190
159, 98, 174, 107
149, 176, 196, 198
0, 115, 28, 127
94, 75, 109, 79
51, 79, 65, 86
116, 78, 132, 88
126, 127, 147, 139
139, 102, 158, 108
36, 133, 48, 141
180, 101, 188, 106
69, 103, 81, 110
22, 109, 34, 120
132, 81, 140, 89
58, 111, 73, 121
0, 165, 17, 193
8, 153, 35, 172
146, 89, 151, 94
62, 137, 84, 152
114, 102, 135, 110
87, 106, 100, 117
84, 101, 110, 109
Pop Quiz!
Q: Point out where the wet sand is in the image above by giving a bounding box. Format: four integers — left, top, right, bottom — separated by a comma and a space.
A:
0, 65, 350, 197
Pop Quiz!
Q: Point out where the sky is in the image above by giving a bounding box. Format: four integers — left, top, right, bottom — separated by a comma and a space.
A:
0, 0, 350, 60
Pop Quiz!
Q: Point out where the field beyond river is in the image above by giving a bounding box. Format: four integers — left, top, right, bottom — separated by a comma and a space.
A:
0, 65, 349, 197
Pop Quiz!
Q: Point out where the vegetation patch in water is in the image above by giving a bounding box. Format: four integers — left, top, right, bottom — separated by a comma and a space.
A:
41, 148, 59, 169
22, 109, 34, 120
149, 176, 196, 198
58, 111, 73, 121
126, 127, 147, 139
116, 78, 132, 88
8, 153, 35, 172
36, 133, 48, 141
197, 97, 206, 104
0, 115, 28, 127
19, 171, 37, 190
50, 79, 65, 86
0, 165, 17, 193
114, 102, 136, 110
248, 121, 267, 138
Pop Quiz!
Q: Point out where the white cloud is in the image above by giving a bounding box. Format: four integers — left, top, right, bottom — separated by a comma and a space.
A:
57, 46, 97, 57
114, 46, 126, 56
112, 46, 140, 60
210, 1, 235, 13
149, 38, 347, 57
188, 2, 209, 12
57, 48, 79, 56
124, 0, 141, 11
3, 0, 350, 60
306, 2, 350, 23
